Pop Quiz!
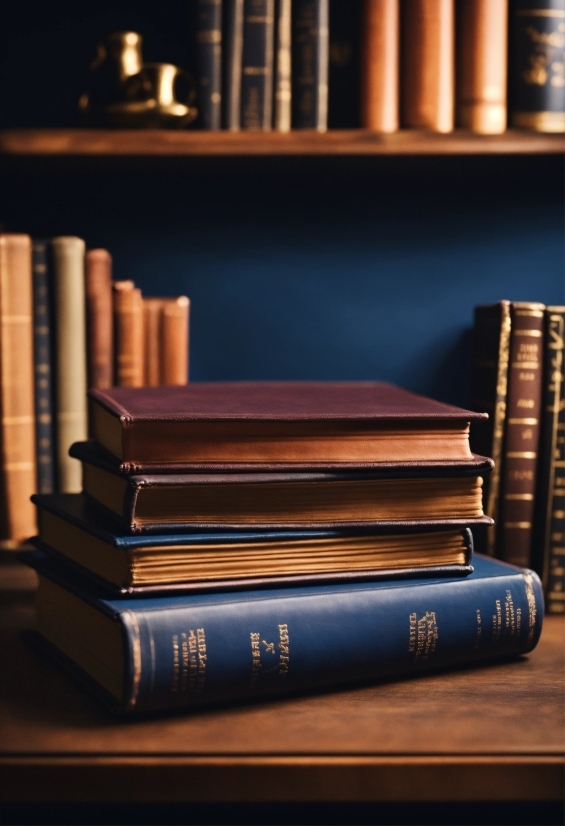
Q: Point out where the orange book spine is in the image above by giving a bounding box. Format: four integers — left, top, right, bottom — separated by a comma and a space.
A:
360, 0, 399, 132
113, 281, 144, 388
143, 298, 164, 387
457, 0, 508, 134
160, 297, 190, 385
85, 249, 114, 389
402, 0, 454, 132
0, 234, 37, 541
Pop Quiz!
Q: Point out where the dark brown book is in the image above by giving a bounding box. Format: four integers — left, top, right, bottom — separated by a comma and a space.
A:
70, 440, 492, 533
497, 302, 545, 567
87, 381, 489, 471
533, 306, 565, 612
360, 0, 399, 133
85, 249, 113, 390
112, 281, 144, 388
471, 301, 511, 555
456, 0, 508, 134
401, 0, 455, 133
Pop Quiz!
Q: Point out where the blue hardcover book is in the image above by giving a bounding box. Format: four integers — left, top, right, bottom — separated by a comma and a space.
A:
31, 493, 474, 595
25, 552, 543, 715
32, 240, 56, 494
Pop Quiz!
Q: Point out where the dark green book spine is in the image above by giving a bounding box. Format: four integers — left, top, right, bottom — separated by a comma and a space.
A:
196, 0, 223, 129
533, 306, 565, 613
292, 0, 329, 130
241, 0, 275, 129
32, 240, 55, 494
509, 0, 565, 132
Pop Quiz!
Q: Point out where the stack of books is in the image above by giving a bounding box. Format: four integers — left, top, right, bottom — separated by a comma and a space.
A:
24, 381, 544, 714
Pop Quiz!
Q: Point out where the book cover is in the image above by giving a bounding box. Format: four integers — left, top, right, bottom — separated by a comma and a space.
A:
509, 0, 565, 133
25, 551, 544, 714
533, 306, 565, 612
32, 240, 55, 495
456, 0, 508, 134
85, 249, 113, 390
223, 0, 245, 129
196, 0, 223, 129
292, 0, 329, 130
360, 0, 399, 132
401, 0, 455, 133
112, 281, 144, 388
241, 0, 275, 130
51, 236, 88, 494
0, 234, 37, 540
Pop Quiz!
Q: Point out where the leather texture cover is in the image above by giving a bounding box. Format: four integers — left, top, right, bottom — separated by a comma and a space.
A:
0, 234, 37, 540
241, 0, 275, 130
361, 0, 399, 133
196, 0, 223, 129
51, 236, 88, 494
292, 0, 329, 130
85, 249, 113, 390
25, 550, 544, 714
32, 239, 55, 495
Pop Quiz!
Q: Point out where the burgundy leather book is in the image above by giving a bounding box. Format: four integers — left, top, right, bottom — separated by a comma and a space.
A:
88, 381, 488, 471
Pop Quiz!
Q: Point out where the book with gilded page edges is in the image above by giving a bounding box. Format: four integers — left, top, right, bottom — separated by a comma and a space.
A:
88, 381, 488, 471
24, 551, 544, 714
70, 439, 493, 533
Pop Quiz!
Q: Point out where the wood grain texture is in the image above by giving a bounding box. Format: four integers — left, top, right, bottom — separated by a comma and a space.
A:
0, 129, 562, 156
0, 573, 562, 803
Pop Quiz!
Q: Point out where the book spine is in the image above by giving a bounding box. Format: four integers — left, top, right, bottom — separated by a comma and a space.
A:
241, 0, 275, 129
118, 566, 543, 712
160, 297, 190, 385
143, 298, 164, 387
273, 0, 292, 130
497, 303, 545, 567
32, 241, 55, 496
51, 237, 88, 494
456, 0, 508, 134
360, 0, 399, 133
327, 1, 362, 128
471, 301, 511, 555
223, 0, 245, 129
533, 306, 565, 612
0, 235, 37, 540
85, 249, 113, 390
196, 0, 223, 130
509, 0, 565, 133
401, 0, 455, 132
113, 282, 144, 388
292, 0, 329, 130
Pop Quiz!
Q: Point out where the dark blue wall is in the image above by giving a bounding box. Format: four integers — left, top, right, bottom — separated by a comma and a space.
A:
1, 154, 562, 408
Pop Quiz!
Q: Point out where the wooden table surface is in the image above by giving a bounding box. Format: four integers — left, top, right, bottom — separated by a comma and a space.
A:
0, 561, 563, 805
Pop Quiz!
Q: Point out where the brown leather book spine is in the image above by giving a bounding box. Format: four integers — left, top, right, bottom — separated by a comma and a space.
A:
0, 234, 37, 541
401, 0, 455, 132
113, 281, 144, 388
160, 297, 190, 385
143, 298, 164, 387
498, 302, 545, 567
457, 0, 508, 134
361, 0, 399, 132
85, 249, 113, 390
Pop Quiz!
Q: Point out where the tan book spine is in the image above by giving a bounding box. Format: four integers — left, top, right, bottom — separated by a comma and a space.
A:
160, 297, 190, 386
361, 0, 399, 132
274, 0, 292, 131
85, 249, 113, 389
0, 235, 37, 540
457, 0, 508, 134
402, 0, 455, 132
51, 237, 88, 494
143, 298, 164, 387
113, 281, 144, 388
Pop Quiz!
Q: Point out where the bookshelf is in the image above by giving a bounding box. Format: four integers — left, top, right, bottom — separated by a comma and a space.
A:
0, 128, 562, 157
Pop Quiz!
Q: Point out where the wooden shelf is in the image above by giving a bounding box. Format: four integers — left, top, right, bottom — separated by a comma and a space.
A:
0, 128, 562, 157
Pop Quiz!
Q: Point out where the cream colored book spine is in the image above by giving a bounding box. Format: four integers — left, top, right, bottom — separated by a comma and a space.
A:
0, 234, 37, 540
51, 236, 88, 493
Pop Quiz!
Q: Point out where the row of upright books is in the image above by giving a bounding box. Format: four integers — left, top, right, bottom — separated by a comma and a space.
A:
24, 380, 544, 714
472, 301, 565, 614
0, 234, 190, 544
194, 0, 565, 134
